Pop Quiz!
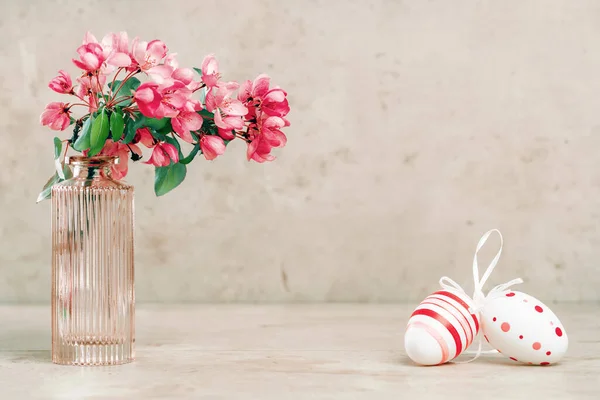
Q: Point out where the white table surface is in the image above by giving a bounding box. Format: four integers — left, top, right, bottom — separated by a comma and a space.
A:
0, 304, 598, 399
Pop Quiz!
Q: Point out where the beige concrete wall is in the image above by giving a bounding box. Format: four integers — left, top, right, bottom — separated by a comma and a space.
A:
1, 0, 599, 303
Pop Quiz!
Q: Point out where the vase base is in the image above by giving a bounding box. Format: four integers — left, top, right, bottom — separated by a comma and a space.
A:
52, 342, 134, 366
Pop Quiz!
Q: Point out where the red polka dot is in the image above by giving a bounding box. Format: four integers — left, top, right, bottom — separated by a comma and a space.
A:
535, 305, 543, 313
509, 357, 518, 361
492, 317, 497, 322
506, 292, 515, 297
546, 351, 551, 356
519, 335, 523, 339
501, 322, 511, 332
555, 327, 563, 337
528, 362, 533, 365
532, 342, 541, 350
540, 362, 550, 366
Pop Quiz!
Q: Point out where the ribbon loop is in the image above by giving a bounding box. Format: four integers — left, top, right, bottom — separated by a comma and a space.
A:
439, 276, 466, 293
437, 229, 523, 364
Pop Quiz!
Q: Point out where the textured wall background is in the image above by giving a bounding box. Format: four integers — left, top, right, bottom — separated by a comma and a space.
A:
1, 0, 599, 303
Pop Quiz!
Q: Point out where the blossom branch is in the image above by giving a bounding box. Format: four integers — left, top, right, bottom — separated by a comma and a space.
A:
110, 69, 140, 102
106, 96, 133, 108
110, 67, 125, 96
95, 72, 104, 99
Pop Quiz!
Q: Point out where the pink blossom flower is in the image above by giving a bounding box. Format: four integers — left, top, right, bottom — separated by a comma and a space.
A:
238, 74, 290, 118
72, 43, 105, 72
82, 31, 98, 45
134, 81, 192, 118
133, 82, 163, 117
146, 65, 173, 84
164, 53, 178, 68
172, 68, 195, 86
144, 142, 179, 167
184, 98, 202, 112
155, 81, 191, 118
260, 87, 290, 117
99, 139, 141, 180
147, 54, 199, 91
101, 32, 132, 68
77, 73, 106, 93
205, 82, 247, 139
131, 38, 168, 71
48, 70, 73, 94
75, 74, 106, 113
80, 31, 131, 71
200, 54, 220, 89
147, 64, 195, 87
133, 127, 156, 148
246, 113, 288, 163
247, 135, 276, 163
171, 111, 203, 143
200, 135, 225, 160
40, 102, 71, 131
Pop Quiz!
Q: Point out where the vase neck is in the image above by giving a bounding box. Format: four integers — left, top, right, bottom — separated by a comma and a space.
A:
66, 156, 116, 180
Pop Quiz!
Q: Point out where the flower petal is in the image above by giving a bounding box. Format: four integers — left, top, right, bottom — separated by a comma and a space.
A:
107, 52, 132, 67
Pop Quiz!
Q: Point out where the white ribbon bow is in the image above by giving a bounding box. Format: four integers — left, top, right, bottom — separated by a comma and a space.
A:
438, 229, 523, 363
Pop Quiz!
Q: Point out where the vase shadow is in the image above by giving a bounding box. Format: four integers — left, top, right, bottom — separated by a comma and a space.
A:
1, 350, 52, 364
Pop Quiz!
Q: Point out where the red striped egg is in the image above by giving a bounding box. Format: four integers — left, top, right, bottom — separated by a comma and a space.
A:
404, 289, 480, 365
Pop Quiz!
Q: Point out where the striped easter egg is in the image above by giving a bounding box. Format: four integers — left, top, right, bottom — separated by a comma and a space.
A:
404, 289, 480, 365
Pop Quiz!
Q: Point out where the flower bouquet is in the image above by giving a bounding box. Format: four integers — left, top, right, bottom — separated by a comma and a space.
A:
39, 31, 290, 366
39, 31, 290, 200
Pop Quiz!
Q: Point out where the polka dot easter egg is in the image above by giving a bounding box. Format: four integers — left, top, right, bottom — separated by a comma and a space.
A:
481, 290, 568, 365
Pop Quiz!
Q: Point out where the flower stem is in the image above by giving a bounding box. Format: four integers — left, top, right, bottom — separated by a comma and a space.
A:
192, 83, 206, 93
107, 96, 133, 108
95, 72, 104, 99
234, 133, 249, 142
61, 140, 70, 160
110, 69, 139, 103
71, 91, 90, 105
67, 103, 90, 109
110, 67, 124, 95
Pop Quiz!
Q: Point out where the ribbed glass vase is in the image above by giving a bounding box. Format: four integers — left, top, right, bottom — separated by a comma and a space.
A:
51, 156, 135, 366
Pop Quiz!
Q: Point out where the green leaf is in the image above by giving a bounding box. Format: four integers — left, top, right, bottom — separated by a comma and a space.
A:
110, 111, 125, 141
53, 137, 62, 159
123, 115, 141, 144
73, 116, 93, 151
122, 115, 172, 145
150, 128, 168, 142
199, 109, 214, 119
36, 173, 60, 203
109, 77, 141, 101
36, 165, 72, 203
193, 67, 202, 76
154, 163, 187, 197
143, 117, 169, 131
63, 164, 73, 180
205, 122, 219, 136
89, 109, 109, 156
180, 143, 200, 165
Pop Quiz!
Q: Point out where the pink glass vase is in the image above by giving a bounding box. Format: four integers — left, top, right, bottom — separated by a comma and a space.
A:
51, 156, 135, 365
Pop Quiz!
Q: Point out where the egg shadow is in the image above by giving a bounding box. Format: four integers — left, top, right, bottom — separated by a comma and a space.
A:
466, 355, 559, 367
397, 353, 465, 367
